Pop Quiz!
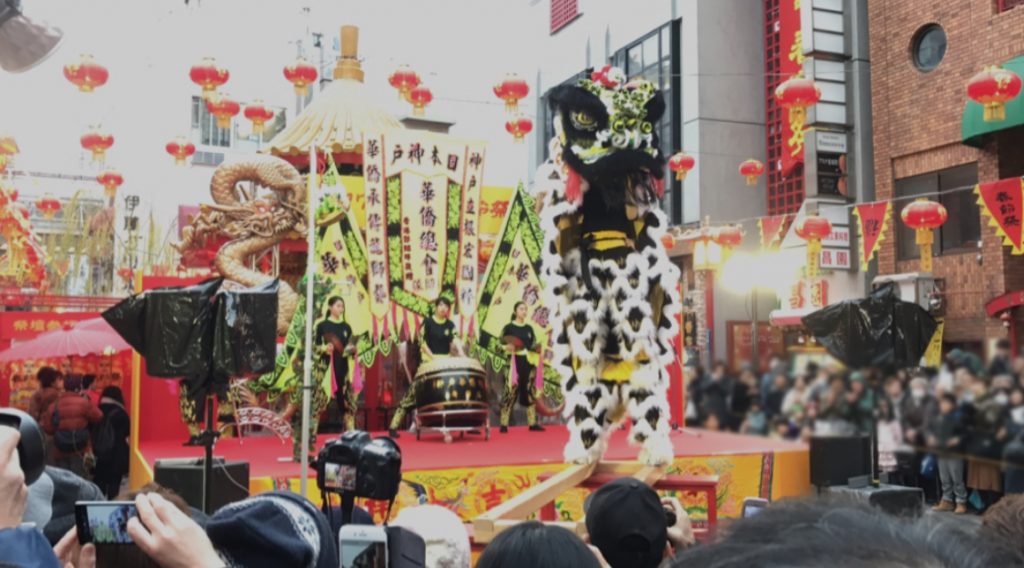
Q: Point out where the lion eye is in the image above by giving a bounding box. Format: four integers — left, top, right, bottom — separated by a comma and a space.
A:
570, 111, 597, 130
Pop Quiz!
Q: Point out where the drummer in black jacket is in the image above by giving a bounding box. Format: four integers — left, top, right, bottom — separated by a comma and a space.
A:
389, 297, 463, 438
499, 301, 545, 434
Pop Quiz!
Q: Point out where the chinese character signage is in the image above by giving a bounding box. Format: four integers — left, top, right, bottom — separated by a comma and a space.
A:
360, 129, 486, 343
779, 0, 804, 177
852, 201, 892, 270
788, 278, 829, 310
976, 177, 1024, 255
474, 185, 558, 390
0, 312, 96, 340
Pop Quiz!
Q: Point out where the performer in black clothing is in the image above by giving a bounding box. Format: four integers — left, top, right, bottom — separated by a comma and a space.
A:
500, 301, 545, 433
315, 296, 357, 431
389, 297, 463, 438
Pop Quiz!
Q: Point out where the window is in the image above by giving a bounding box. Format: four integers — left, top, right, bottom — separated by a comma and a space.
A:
550, 0, 579, 34
611, 21, 681, 224
895, 164, 979, 261
911, 25, 946, 72
190, 96, 231, 148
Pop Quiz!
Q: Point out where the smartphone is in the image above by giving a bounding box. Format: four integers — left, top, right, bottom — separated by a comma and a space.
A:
75, 501, 138, 545
741, 497, 769, 519
340, 524, 388, 568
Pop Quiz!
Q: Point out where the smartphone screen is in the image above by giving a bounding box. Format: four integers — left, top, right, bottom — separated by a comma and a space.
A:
742, 498, 769, 519
75, 501, 138, 545
341, 541, 387, 568
323, 462, 357, 491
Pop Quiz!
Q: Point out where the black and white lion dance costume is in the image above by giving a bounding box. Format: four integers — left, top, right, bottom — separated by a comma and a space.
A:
539, 66, 681, 466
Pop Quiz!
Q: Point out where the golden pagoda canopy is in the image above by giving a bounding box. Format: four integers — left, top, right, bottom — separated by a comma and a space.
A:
264, 25, 403, 160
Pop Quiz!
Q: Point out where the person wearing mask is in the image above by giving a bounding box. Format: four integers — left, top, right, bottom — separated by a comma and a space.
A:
390, 297, 462, 438
43, 374, 103, 478
93, 386, 131, 499
928, 393, 968, 514
499, 301, 545, 433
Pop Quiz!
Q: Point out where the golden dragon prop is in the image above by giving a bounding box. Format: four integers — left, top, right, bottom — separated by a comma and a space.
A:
174, 155, 307, 335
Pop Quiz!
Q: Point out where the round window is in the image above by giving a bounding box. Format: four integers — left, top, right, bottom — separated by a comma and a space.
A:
912, 24, 947, 72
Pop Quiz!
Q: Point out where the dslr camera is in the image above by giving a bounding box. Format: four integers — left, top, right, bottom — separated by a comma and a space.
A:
317, 430, 402, 501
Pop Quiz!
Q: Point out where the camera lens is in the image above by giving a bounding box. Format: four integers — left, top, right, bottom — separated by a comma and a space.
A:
664, 507, 677, 527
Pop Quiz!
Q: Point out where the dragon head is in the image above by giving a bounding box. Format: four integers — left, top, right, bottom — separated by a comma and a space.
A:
548, 65, 666, 206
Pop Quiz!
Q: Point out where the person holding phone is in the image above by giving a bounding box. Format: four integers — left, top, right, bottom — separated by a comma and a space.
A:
499, 301, 545, 433
315, 296, 358, 432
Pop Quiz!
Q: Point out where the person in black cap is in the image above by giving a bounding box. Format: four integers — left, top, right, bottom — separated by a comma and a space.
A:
585, 477, 694, 568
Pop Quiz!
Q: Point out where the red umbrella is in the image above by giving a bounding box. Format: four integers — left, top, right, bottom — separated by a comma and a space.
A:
0, 320, 132, 362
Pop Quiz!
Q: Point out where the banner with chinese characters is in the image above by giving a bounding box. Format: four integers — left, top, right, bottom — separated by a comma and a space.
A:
359, 129, 485, 346
852, 201, 892, 270
778, 0, 804, 177
473, 185, 559, 391
758, 214, 790, 249
0, 312, 97, 341
976, 177, 1024, 255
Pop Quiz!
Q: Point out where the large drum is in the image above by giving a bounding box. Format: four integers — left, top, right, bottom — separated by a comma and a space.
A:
414, 356, 488, 412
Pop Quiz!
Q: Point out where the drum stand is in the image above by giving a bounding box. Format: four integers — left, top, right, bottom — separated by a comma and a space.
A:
414, 404, 491, 443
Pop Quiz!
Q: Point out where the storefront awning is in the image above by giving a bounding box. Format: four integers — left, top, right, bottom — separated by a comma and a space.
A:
962, 55, 1024, 148
768, 308, 815, 327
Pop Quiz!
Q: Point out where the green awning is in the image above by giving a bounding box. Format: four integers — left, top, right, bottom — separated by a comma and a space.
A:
962, 55, 1024, 148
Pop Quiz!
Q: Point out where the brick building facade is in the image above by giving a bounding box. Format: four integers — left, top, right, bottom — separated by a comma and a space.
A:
869, 0, 1024, 355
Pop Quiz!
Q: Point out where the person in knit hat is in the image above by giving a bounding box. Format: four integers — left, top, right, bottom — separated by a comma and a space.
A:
206, 490, 339, 568
392, 504, 471, 568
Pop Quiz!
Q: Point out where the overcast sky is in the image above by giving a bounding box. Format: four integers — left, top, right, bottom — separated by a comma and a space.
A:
0, 0, 544, 219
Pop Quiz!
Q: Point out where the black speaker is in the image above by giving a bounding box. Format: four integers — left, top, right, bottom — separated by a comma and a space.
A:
810, 435, 871, 487
154, 458, 249, 513
828, 484, 925, 517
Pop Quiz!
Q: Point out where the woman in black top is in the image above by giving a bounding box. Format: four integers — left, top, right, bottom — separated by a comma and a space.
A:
93, 386, 130, 499
315, 296, 357, 431
499, 302, 545, 433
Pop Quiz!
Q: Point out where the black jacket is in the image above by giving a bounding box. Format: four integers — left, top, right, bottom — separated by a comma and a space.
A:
93, 399, 130, 481
929, 411, 966, 456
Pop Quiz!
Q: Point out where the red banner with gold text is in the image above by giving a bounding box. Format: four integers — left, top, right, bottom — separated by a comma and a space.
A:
778, 0, 804, 177
976, 177, 1024, 255
852, 201, 892, 270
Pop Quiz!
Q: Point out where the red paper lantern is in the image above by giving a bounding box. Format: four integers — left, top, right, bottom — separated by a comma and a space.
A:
901, 198, 947, 272
388, 65, 421, 100
283, 57, 318, 97
97, 169, 124, 199
408, 85, 433, 117
80, 128, 114, 163
243, 102, 275, 135
738, 159, 765, 186
206, 93, 240, 129
63, 54, 108, 92
775, 75, 821, 139
966, 65, 1023, 122
165, 137, 196, 166
661, 232, 676, 250
494, 73, 530, 114
668, 152, 695, 181
795, 215, 832, 278
34, 196, 61, 220
189, 57, 229, 99
714, 225, 744, 248
505, 115, 533, 142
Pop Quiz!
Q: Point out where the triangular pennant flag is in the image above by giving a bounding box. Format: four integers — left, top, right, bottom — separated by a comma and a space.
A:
852, 201, 892, 270
758, 214, 789, 249
976, 177, 1024, 255
322, 151, 339, 187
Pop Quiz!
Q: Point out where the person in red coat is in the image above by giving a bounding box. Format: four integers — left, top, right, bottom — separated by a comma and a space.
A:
43, 374, 102, 478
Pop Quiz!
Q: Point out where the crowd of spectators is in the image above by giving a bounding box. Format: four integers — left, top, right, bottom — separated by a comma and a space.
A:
687, 339, 1024, 513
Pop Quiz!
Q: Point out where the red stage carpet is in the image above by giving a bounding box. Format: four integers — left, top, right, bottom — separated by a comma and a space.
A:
141, 425, 803, 478
137, 425, 811, 525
